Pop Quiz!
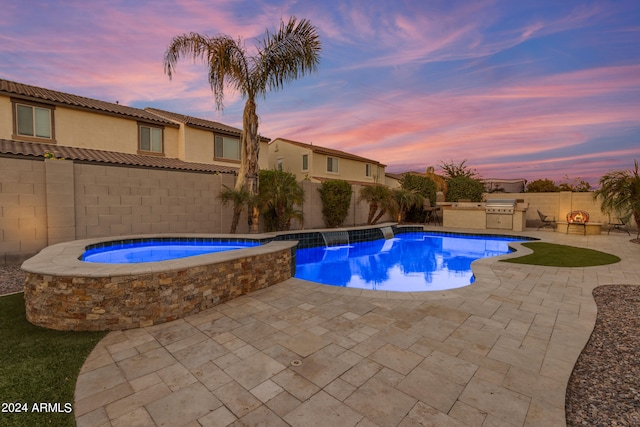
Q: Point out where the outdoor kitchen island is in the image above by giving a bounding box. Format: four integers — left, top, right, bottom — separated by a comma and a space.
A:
440, 199, 529, 232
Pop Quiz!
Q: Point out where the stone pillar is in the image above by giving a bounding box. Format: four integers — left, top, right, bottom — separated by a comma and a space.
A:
558, 191, 573, 223
44, 159, 76, 245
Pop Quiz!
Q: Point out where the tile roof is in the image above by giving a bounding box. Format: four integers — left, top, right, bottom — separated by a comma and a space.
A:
311, 176, 381, 186
385, 172, 404, 181
0, 139, 237, 174
145, 108, 270, 142
0, 79, 177, 127
272, 138, 386, 167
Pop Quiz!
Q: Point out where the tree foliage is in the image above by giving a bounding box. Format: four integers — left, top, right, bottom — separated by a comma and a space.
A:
438, 159, 479, 179
318, 180, 352, 228
258, 169, 304, 231
446, 176, 485, 202
593, 160, 640, 237
424, 166, 447, 194
557, 175, 592, 192
164, 17, 321, 232
400, 173, 435, 223
526, 179, 559, 192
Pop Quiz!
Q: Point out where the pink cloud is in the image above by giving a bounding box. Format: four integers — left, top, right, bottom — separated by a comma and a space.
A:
1, 0, 638, 187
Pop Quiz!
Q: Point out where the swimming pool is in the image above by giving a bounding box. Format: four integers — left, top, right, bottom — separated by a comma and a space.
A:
295, 232, 526, 292
81, 239, 261, 263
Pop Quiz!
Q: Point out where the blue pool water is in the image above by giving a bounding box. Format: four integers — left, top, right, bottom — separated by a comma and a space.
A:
295, 232, 526, 292
82, 240, 260, 263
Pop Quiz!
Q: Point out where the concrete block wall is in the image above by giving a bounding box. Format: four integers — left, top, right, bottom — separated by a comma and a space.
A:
0, 157, 48, 263
73, 163, 238, 239
484, 192, 631, 227
45, 159, 76, 245
0, 157, 243, 264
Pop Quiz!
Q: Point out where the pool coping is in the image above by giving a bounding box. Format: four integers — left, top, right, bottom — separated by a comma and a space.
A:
21, 233, 296, 278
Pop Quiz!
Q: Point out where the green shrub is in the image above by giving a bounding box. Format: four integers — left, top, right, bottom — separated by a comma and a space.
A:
319, 180, 352, 227
526, 179, 559, 192
446, 176, 485, 202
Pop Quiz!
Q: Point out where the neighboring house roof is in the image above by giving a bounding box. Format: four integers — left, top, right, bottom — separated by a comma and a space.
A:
145, 108, 270, 142
385, 172, 403, 181
482, 178, 527, 193
272, 138, 386, 167
311, 176, 382, 186
0, 139, 237, 174
0, 79, 177, 127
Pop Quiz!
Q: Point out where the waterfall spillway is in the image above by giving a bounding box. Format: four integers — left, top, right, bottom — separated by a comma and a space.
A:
380, 226, 394, 240
321, 231, 350, 247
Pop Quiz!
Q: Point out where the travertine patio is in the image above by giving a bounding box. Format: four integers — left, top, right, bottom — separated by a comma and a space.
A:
74, 229, 640, 426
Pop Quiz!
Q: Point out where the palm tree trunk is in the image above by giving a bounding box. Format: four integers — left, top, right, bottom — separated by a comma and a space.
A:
239, 98, 261, 233
230, 207, 242, 234
367, 202, 378, 225
372, 209, 386, 225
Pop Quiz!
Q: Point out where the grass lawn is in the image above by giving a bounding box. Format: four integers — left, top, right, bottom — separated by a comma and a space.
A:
0, 293, 107, 427
502, 242, 621, 267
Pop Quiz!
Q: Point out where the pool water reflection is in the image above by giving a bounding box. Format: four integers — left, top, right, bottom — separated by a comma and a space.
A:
295, 232, 526, 292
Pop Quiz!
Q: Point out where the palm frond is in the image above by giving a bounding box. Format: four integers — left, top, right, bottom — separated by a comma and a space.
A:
594, 160, 640, 231
255, 17, 321, 96
164, 32, 212, 78
163, 33, 249, 109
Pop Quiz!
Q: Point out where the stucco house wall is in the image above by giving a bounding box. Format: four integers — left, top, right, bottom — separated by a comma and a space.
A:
1, 79, 265, 172
0, 96, 12, 139
269, 137, 386, 184
178, 125, 269, 171
270, 139, 309, 180
1, 80, 179, 158
145, 107, 270, 171
52, 107, 182, 159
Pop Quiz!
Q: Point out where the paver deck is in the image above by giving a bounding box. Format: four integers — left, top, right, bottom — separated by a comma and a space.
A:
74, 229, 640, 426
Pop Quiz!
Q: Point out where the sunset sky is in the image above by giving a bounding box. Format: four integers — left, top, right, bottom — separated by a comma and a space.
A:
1, 0, 639, 185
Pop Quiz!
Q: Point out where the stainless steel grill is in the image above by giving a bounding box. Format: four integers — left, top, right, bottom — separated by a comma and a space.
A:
485, 199, 517, 229
485, 199, 517, 214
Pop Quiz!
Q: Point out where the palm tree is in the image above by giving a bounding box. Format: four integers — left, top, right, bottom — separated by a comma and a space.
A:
218, 185, 252, 234
391, 188, 423, 224
593, 160, 640, 238
258, 170, 305, 231
359, 185, 393, 225
164, 17, 321, 232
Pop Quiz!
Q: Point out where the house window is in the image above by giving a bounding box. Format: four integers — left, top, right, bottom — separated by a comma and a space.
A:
277, 158, 283, 171
215, 135, 241, 161
365, 164, 373, 178
302, 154, 308, 171
139, 125, 163, 153
327, 157, 339, 173
15, 102, 53, 139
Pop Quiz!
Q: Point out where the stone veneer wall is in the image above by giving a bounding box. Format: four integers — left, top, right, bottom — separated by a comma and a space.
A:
24, 245, 294, 331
